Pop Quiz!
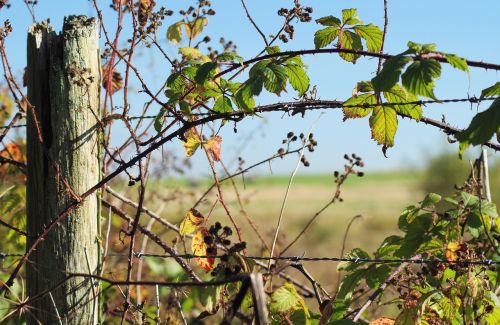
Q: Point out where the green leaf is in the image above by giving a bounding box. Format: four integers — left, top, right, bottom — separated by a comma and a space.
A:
375, 235, 403, 257
179, 100, 191, 116
314, 27, 339, 49
343, 93, 376, 119
234, 85, 255, 112
265, 46, 281, 54
342, 8, 361, 25
383, 84, 422, 120
369, 106, 398, 147
355, 81, 374, 93
354, 24, 383, 52
336, 269, 365, 300
213, 96, 233, 113
366, 265, 391, 289
286, 64, 310, 96
395, 213, 433, 257
372, 55, 412, 91
328, 299, 349, 321
444, 53, 468, 72
263, 64, 288, 95
167, 21, 183, 44
420, 193, 442, 208
315, 16, 341, 27
154, 108, 166, 132
339, 30, 363, 63
270, 283, 300, 312
456, 98, 500, 157
195, 62, 217, 85
401, 60, 441, 99
395, 307, 418, 325
480, 82, 500, 99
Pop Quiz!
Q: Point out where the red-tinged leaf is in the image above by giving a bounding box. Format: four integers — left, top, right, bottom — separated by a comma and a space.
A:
204, 136, 222, 161
192, 228, 215, 272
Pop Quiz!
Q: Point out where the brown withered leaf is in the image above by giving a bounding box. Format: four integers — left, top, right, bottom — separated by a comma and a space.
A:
138, 0, 154, 32
101, 64, 123, 94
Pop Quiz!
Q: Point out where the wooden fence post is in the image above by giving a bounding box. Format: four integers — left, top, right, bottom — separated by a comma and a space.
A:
26, 16, 100, 324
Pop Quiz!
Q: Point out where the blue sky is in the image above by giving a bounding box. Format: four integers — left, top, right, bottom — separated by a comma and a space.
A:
2, 1, 499, 176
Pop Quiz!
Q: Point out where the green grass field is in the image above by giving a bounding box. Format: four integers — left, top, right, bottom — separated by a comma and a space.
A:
111, 170, 425, 291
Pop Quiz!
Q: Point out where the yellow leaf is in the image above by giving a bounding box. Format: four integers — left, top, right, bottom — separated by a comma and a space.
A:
0, 91, 13, 125
179, 209, 204, 235
192, 227, 215, 272
445, 241, 460, 261
184, 17, 208, 40
370, 317, 395, 325
183, 129, 201, 157
203, 135, 222, 161
179, 47, 203, 59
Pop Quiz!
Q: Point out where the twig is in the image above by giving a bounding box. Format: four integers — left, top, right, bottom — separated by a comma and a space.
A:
240, 0, 269, 46
84, 247, 98, 323
353, 254, 421, 322
48, 291, 64, 325
482, 148, 491, 202
377, 0, 388, 74
155, 284, 160, 324
269, 114, 323, 269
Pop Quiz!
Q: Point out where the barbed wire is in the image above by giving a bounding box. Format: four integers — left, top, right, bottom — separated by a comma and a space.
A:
3, 251, 496, 266
1, 96, 497, 129
125, 252, 499, 266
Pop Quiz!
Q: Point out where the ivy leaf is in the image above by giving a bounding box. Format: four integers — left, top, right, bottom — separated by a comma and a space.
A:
342, 8, 361, 25
203, 135, 222, 161
369, 106, 398, 147
213, 95, 233, 113
444, 53, 468, 72
184, 17, 208, 40
383, 84, 422, 120
315, 15, 341, 27
179, 209, 204, 235
343, 93, 376, 119
401, 59, 441, 99
195, 62, 217, 85
480, 82, 500, 99
166, 21, 183, 44
456, 98, 500, 157
354, 24, 383, 52
339, 30, 363, 63
372, 55, 411, 91
191, 227, 215, 272
183, 128, 201, 157
285, 64, 310, 96
263, 64, 288, 95
314, 27, 339, 49
270, 283, 301, 312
